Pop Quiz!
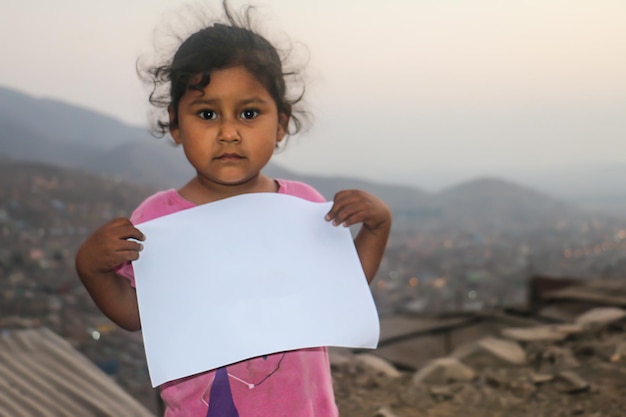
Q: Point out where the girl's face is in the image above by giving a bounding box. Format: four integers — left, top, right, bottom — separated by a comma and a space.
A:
169, 66, 287, 193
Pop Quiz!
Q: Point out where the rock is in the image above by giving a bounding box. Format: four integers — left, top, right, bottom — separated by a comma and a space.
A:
501, 324, 585, 342
576, 308, 626, 327
611, 341, 626, 362
354, 353, 402, 378
530, 372, 555, 384
452, 383, 481, 405
508, 378, 536, 397
454, 337, 527, 366
502, 325, 568, 342
482, 370, 507, 388
413, 357, 476, 385
428, 385, 455, 400
479, 337, 527, 365
555, 371, 590, 394
555, 323, 587, 335
539, 346, 580, 372
374, 406, 399, 417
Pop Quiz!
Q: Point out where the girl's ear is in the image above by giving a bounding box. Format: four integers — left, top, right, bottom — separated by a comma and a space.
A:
168, 106, 182, 144
276, 113, 289, 143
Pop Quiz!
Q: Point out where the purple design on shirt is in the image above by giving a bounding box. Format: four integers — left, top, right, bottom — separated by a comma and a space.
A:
206, 367, 239, 417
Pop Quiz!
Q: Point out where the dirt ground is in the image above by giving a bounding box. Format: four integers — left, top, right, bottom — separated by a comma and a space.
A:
334, 368, 626, 417
332, 338, 626, 417
117, 312, 626, 417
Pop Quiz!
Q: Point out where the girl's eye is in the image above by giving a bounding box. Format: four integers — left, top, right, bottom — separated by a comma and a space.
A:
240, 109, 259, 120
198, 110, 217, 120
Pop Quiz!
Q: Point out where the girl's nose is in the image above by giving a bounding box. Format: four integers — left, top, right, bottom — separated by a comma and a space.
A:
217, 120, 241, 143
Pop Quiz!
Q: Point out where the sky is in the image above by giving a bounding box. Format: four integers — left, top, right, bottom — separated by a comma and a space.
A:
1, 0, 625, 191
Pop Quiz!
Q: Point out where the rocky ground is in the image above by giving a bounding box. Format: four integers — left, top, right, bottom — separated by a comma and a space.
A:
78, 307, 626, 417
332, 309, 626, 417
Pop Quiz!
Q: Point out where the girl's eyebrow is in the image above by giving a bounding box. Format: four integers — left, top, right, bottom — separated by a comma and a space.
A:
188, 96, 270, 106
188, 97, 218, 106
239, 97, 270, 106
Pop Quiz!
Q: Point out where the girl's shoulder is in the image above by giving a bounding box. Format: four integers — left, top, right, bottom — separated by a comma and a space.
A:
130, 189, 196, 225
277, 179, 326, 203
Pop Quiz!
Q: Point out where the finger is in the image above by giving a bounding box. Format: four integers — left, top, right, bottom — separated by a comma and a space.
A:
106, 218, 145, 240
116, 225, 146, 241
326, 190, 362, 221
118, 249, 142, 262
328, 201, 367, 226
332, 190, 363, 206
325, 203, 346, 224
115, 240, 144, 252
96, 251, 141, 272
338, 210, 368, 227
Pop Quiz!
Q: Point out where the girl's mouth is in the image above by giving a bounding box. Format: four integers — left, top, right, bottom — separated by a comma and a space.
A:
216, 153, 244, 160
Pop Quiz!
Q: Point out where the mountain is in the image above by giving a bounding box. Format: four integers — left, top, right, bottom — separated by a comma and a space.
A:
263, 163, 433, 208
0, 84, 611, 230
0, 158, 155, 230
515, 165, 626, 214
436, 177, 588, 232
3, 85, 626, 214
0, 117, 96, 167
0, 85, 433, 207
439, 176, 569, 219
0, 86, 197, 188
85, 139, 194, 189
0, 86, 151, 150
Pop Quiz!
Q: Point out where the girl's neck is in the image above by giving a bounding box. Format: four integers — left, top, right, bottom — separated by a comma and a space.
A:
177, 174, 279, 205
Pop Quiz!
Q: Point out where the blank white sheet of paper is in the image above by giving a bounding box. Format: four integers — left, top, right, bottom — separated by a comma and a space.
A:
131, 192, 380, 387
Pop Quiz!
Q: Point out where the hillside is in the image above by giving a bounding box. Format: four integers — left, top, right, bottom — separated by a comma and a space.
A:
436, 177, 588, 232
0, 84, 612, 232
0, 159, 157, 411
3, 158, 626, 415
0, 159, 154, 220
440, 177, 563, 208
3, 84, 626, 214
0, 85, 150, 150
264, 163, 434, 210
0, 86, 434, 206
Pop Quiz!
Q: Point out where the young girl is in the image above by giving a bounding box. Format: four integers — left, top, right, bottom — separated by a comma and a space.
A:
75, 3, 391, 416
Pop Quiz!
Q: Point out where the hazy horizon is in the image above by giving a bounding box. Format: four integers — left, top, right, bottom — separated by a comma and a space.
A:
1, 0, 624, 191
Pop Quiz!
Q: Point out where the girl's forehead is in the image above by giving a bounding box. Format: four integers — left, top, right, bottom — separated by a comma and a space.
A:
181, 66, 275, 103
187, 66, 267, 91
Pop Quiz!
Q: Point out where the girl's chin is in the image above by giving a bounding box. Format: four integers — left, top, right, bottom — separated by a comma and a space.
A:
198, 173, 262, 187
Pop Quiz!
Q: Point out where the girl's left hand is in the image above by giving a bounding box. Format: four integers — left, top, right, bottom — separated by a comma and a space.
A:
325, 189, 391, 233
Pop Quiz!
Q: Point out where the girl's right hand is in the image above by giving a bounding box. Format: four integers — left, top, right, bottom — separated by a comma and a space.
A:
76, 217, 145, 276
75, 218, 144, 331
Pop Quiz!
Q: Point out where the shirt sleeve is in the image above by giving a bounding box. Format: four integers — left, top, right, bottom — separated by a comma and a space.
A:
278, 179, 327, 203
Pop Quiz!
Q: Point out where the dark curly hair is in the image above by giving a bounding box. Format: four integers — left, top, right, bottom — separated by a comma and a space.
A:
139, 1, 307, 143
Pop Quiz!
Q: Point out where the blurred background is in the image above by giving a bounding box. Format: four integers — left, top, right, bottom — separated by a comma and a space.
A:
1, 0, 625, 198
1, 1, 625, 416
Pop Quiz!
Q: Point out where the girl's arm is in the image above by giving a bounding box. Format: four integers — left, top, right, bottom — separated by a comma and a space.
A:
325, 190, 392, 283
75, 218, 145, 331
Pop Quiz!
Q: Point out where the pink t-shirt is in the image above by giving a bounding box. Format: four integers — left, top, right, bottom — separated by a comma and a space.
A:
118, 179, 339, 417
